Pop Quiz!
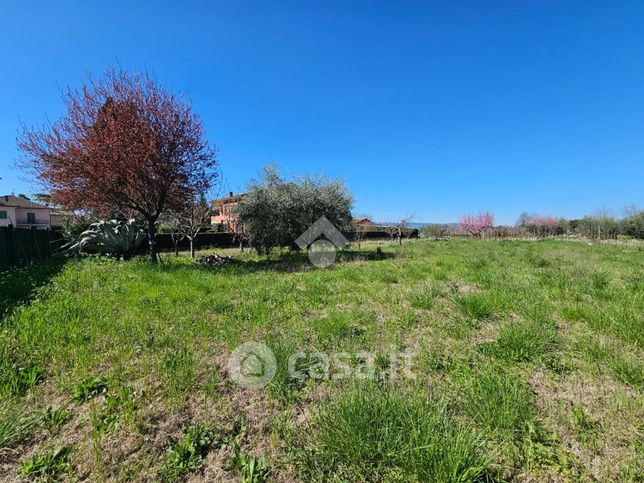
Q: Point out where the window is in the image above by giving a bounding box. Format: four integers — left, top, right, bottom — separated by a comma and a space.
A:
27, 212, 36, 224
0, 211, 7, 219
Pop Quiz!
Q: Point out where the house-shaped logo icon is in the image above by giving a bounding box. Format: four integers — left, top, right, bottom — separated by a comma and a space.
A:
295, 216, 349, 250
295, 216, 348, 267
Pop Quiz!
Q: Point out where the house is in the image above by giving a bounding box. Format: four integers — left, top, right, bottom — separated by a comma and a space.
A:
211, 192, 246, 232
0, 195, 53, 229
354, 216, 374, 227
49, 209, 73, 227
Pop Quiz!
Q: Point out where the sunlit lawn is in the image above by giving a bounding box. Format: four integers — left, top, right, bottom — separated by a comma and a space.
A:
0, 239, 642, 481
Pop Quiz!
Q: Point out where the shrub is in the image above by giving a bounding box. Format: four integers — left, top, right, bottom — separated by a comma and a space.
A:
621, 210, 644, 239
236, 165, 353, 254
59, 219, 147, 259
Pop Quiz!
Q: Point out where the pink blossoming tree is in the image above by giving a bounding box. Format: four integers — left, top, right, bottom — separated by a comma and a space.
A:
459, 212, 494, 237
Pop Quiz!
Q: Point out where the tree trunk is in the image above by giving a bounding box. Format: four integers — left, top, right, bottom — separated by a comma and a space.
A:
171, 235, 179, 256
147, 219, 158, 264
189, 238, 195, 258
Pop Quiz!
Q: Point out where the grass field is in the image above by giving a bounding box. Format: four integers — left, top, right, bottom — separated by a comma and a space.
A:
0, 239, 642, 481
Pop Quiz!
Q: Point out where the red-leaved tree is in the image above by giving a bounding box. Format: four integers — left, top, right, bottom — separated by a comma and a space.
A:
18, 68, 218, 263
459, 212, 494, 237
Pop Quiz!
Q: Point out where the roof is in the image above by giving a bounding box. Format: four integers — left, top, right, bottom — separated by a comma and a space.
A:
0, 195, 49, 210
213, 193, 247, 207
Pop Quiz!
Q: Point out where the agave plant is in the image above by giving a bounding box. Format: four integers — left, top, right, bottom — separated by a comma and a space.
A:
59, 219, 147, 258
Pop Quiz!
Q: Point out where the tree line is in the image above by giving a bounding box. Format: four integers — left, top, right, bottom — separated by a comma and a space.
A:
423, 208, 644, 240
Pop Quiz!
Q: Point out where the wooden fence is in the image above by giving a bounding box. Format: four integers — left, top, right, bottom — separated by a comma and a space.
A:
0, 226, 64, 271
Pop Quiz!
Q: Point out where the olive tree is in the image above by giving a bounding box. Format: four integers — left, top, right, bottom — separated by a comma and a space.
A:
236, 165, 353, 254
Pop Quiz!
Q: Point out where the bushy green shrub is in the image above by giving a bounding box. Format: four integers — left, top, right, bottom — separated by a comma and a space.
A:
621, 210, 644, 239
236, 165, 353, 254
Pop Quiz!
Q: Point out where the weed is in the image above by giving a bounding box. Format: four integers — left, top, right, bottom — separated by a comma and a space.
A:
0, 363, 42, 398
163, 347, 194, 371
19, 446, 73, 480
72, 376, 108, 402
42, 406, 70, 433
229, 440, 269, 483
570, 403, 597, 446
268, 339, 311, 403
458, 367, 537, 462
93, 385, 135, 433
159, 422, 218, 481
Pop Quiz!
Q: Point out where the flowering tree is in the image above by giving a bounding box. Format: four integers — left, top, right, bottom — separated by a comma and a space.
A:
18, 67, 218, 263
530, 215, 559, 237
518, 214, 560, 237
459, 212, 494, 237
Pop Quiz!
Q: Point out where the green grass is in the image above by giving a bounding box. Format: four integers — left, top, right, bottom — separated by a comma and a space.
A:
0, 239, 642, 480
72, 376, 109, 402
41, 406, 71, 433
453, 291, 502, 320
298, 383, 491, 482
159, 422, 219, 481
19, 445, 73, 480
485, 319, 559, 363
0, 399, 35, 447
458, 368, 536, 441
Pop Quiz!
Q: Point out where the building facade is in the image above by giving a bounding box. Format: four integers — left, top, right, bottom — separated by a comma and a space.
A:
0, 195, 53, 229
211, 192, 246, 232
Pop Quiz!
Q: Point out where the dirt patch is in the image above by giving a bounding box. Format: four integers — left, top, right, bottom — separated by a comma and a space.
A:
449, 281, 482, 294
529, 369, 643, 481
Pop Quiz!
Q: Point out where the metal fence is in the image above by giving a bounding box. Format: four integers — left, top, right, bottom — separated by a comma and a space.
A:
0, 226, 64, 271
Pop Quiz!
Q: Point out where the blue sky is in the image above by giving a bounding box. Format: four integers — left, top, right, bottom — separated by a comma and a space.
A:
1, 1, 642, 224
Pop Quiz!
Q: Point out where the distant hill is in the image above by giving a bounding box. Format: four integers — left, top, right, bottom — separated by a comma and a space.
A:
409, 222, 459, 229
372, 222, 459, 229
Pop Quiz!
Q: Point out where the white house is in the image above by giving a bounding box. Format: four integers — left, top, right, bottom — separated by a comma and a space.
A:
0, 195, 52, 229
